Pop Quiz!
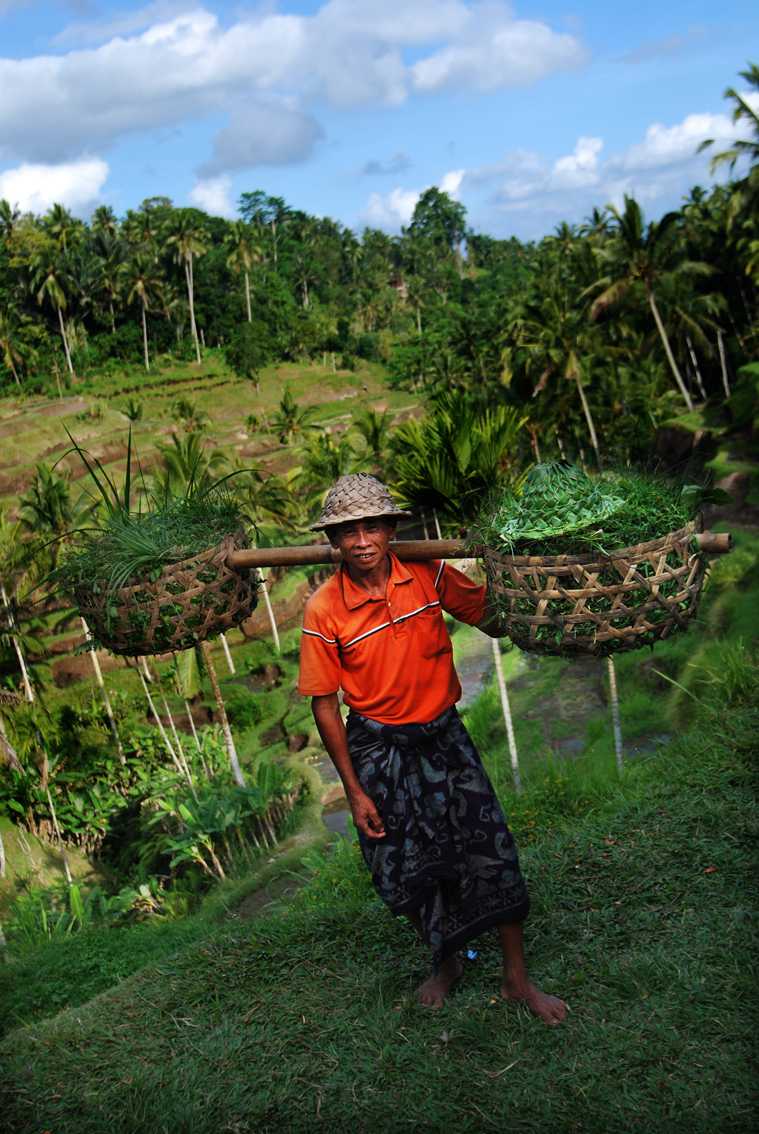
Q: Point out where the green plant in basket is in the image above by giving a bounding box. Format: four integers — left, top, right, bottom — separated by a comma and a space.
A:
52, 430, 258, 655
475, 463, 722, 656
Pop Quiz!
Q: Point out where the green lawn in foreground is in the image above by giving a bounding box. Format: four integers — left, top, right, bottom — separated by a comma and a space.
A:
0, 643, 756, 1134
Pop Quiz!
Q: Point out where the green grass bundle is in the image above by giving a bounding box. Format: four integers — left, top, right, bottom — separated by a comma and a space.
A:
56, 493, 247, 597
52, 431, 257, 655
477, 463, 700, 557
476, 463, 712, 656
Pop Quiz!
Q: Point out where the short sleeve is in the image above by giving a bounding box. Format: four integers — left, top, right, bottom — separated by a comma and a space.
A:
297, 599, 341, 696
433, 561, 486, 626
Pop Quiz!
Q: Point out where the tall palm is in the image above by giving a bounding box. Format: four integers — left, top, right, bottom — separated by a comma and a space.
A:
121, 254, 163, 371
152, 432, 228, 498
224, 221, 261, 324
0, 199, 20, 242
351, 407, 392, 473
91, 205, 118, 239
166, 212, 208, 363
510, 280, 604, 466
270, 387, 319, 444
30, 245, 76, 378
590, 196, 712, 412
44, 203, 83, 253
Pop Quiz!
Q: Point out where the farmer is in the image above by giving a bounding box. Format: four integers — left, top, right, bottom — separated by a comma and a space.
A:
298, 474, 566, 1024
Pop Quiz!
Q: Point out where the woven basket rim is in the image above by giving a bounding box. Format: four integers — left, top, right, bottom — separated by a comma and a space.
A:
481, 522, 697, 568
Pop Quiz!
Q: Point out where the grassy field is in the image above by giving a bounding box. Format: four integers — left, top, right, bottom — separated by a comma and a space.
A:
0, 633, 755, 1134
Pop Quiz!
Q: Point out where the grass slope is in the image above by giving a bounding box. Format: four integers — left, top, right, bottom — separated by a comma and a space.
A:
0, 663, 756, 1134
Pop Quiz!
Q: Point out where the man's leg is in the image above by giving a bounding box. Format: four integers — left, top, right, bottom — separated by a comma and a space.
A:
499, 921, 567, 1026
407, 910, 462, 1009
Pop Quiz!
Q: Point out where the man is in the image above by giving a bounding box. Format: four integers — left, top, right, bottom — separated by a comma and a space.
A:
298, 473, 566, 1024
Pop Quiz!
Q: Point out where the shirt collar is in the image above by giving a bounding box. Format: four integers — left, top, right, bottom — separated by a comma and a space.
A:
339, 551, 413, 610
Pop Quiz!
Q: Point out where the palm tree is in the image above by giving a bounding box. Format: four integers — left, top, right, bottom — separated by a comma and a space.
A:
30, 245, 76, 378
19, 464, 80, 563
152, 432, 228, 498
224, 221, 261, 324
0, 311, 26, 387
44, 203, 83, 253
351, 407, 392, 473
91, 205, 118, 239
389, 390, 527, 521
122, 254, 163, 370
590, 196, 713, 412
699, 62, 759, 225
0, 199, 20, 242
510, 278, 605, 467
166, 212, 208, 364
270, 387, 320, 444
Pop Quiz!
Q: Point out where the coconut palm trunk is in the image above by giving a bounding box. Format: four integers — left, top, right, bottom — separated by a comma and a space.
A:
571, 365, 602, 468
256, 569, 280, 653
717, 329, 731, 398
491, 637, 522, 793
606, 656, 623, 774
1, 583, 34, 703
646, 287, 693, 411
45, 785, 73, 885
56, 306, 75, 378
184, 258, 201, 364
141, 301, 150, 371
201, 640, 246, 787
244, 271, 252, 323
138, 667, 193, 785
80, 618, 124, 764
686, 334, 707, 400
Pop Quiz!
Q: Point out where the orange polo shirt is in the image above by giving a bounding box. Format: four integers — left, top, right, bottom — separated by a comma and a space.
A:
298, 554, 486, 725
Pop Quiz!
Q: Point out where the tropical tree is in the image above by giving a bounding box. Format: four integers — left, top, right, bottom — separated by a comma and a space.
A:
224, 221, 261, 324
152, 432, 228, 498
699, 62, 759, 224
389, 390, 527, 524
350, 407, 392, 473
166, 211, 208, 363
270, 387, 319, 444
590, 196, 713, 412
121, 253, 163, 370
29, 243, 76, 378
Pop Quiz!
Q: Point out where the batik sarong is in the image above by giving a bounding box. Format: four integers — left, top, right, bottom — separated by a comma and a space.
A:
346, 705, 530, 971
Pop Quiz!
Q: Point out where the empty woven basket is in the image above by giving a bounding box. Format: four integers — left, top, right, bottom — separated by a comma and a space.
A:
483, 523, 706, 656
76, 531, 257, 657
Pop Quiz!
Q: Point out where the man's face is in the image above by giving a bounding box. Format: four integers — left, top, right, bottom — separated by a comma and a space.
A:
328, 517, 395, 575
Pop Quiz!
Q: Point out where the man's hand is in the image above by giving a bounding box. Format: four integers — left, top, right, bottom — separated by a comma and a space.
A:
349, 789, 386, 839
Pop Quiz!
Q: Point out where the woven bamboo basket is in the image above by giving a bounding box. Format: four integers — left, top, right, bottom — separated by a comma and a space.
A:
483, 523, 706, 657
75, 531, 257, 657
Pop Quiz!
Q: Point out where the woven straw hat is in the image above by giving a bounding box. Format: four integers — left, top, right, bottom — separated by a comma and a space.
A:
310, 474, 411, 531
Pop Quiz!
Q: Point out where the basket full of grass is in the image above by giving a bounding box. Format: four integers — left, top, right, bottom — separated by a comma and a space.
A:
55, 436, 257, 657
476, 463, 708, 657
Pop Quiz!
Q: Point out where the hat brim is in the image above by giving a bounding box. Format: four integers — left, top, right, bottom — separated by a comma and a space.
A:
309, 507, 412, 532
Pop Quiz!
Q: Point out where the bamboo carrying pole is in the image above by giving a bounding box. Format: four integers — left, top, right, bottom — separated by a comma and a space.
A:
228, 531, 732, 570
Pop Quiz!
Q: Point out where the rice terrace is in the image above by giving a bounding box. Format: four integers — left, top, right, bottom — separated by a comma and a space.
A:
0, 23, 757, 1134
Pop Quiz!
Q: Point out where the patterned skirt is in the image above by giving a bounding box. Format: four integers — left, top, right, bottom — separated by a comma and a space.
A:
346, 705, 529, 971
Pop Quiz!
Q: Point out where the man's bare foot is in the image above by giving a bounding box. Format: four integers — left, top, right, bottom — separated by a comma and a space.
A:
416, 955, 463, 1008
501, 979, 567, 1026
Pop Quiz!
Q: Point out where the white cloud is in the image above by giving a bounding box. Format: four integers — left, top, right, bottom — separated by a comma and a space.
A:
199, 101, 323, 178
0, 3, 588, 168
440, 169, 465, 197
613, 111, 747, 173
361, 168, 466, 230
188, 174, 234, 217
411, 2, 585, 93
0, 157, 109, 214
552, 136, 602, 189
363, 186, 420, 230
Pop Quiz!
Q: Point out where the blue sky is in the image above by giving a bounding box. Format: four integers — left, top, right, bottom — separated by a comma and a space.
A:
0, 1, 756, 238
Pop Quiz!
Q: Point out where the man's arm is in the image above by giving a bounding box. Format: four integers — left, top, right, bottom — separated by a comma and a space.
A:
477, 588, 509, 638
311, 694, 386, 839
